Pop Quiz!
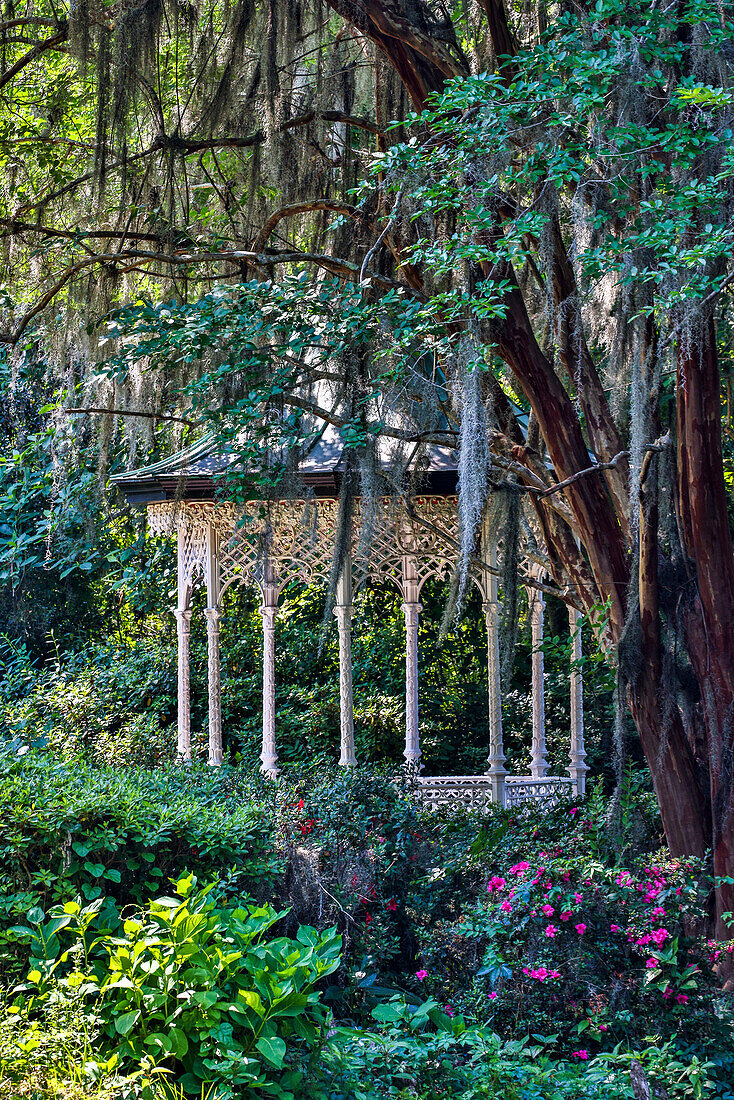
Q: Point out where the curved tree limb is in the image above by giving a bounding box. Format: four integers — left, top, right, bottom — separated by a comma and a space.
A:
0, 26, 67, 90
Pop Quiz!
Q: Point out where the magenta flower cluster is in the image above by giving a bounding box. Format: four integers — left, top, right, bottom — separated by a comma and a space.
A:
482, 848, 704, 1015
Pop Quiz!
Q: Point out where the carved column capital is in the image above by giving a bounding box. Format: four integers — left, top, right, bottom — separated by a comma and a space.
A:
401, 601, 423, 626
204, 606, 222, 630
260, 605, 278, 628
482, 599, 498, 624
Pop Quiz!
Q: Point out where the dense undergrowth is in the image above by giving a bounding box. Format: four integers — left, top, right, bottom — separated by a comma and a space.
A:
0, 749, 733, 1099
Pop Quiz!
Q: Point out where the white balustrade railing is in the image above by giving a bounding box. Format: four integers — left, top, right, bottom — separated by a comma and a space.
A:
414, 774, 574, 812
505, 775, 573, 808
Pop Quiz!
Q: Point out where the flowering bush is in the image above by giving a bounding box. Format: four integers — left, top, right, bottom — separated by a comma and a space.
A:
412, 800, 734, 1085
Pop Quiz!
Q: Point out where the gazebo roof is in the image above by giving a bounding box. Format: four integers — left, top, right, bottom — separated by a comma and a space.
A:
111, 424, 461, 504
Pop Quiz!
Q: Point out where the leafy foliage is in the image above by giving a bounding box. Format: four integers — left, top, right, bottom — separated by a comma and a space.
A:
13, 877, 341, 1097
0, 749, 278, 969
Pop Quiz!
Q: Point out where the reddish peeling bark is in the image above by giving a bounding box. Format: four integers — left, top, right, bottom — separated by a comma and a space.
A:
546, 214, 630, 534
491, 279, 629, 635
485, 0, 631, 533
677, 319, 734, 933
634, 447, 710, 856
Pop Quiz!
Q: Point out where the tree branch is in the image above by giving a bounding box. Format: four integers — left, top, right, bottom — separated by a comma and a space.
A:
252, 201, 365, 254
0, 218, 166, 244
0, 26, 68, 91
64, 407, 196, 426
0, 246, 418, 345
533, 452, 628, 498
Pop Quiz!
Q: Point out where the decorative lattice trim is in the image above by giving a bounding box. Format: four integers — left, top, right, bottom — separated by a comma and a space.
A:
147, 495, 479, 600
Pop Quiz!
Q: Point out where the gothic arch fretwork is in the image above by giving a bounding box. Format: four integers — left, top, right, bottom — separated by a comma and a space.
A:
148, 495, 469, 602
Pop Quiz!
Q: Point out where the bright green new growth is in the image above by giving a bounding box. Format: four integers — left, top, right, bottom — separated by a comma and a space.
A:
15, 876, 341, 1095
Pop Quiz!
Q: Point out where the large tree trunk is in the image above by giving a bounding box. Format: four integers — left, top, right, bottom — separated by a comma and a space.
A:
677, 318, 734, 934
325, 0, 734, 934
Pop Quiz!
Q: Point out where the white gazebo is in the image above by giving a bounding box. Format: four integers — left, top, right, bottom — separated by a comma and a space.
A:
112, 432, 587, 810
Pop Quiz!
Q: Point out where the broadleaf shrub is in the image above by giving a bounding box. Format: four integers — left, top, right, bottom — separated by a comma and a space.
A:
0, 749, 278, 974
14, 877, 341, 1096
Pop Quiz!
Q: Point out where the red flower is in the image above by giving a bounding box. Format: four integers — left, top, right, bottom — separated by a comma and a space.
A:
387, 898, 397, 911
365, 913, 372, 926
297, 799, 305, 811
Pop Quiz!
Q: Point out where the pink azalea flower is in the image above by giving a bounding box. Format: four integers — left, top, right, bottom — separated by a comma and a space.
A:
487, 875, 506, 892
501, 900, 512, 913
646, 958, 658, 968
560, 910, 572, 921
510, 861, 530, 876
652, 906, 666, 918
650, 928, 669, 946
444, 1004, 455, 1016
599, 1024, 608, 1032
545, 924, 558, 938
572, 1050, 589, 1060
610, 924, 622, 933
542, 904, 555, 917
489, 991, 498, 1000
416, 969, 428, 981
676, 993, 689, 1004
573, 892, 583, 904
575, 923, 587, 935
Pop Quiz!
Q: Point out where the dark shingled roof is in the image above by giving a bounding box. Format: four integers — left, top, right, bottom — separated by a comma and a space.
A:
111, 425, 461, 504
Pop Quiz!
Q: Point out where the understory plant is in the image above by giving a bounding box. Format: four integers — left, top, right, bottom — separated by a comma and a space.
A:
0, 748, 278, 969
305, 995, 718, 1100
10, 875, 341, 1097
410, 801, 734, 1087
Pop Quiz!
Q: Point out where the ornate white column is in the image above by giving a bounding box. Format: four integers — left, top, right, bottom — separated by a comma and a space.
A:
205, 607, 223, 766
482, 519, 506, 805
205, 521, 223, 767
174, 608, 193, 762
568, 605, 588, 797
529, 583, 549, 778
334, 556, 356, 766
260, 579, 279, 777
401, 557, 422, 770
